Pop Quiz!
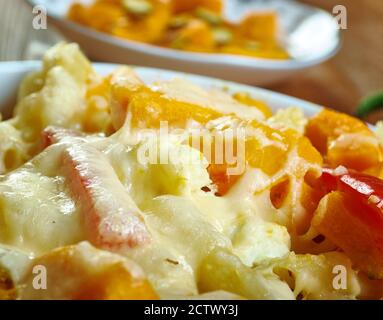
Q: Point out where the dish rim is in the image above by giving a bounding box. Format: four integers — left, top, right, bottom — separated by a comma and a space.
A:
0, 60, 323, 117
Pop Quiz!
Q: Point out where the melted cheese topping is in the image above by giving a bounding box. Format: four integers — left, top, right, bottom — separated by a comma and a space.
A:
0, 43, 366, 300
152, 78, 265, 121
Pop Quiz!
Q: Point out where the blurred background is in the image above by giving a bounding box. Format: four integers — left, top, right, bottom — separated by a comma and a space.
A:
0, 0, 382, 119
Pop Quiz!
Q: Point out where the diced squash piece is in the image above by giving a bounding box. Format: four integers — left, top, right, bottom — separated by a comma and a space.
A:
238, 12, 277, 42
306, 109, 382, 171
19, 242, 158, 300
113, 0, 171, 43
171, 20, 215, 52
327, 133, 382, 171
207, 164, 242, 196
171, 0, 223, 13
111, 83, 222, 131
306, 109, 372, 154
233, 92, 273, 119
313, 191, 383, 279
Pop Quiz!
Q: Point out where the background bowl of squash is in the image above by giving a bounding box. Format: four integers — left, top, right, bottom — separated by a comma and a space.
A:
26, 0, 341, 85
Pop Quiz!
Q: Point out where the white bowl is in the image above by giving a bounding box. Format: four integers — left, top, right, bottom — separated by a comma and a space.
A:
0, 61, 322, 120
26, 0, 341, 85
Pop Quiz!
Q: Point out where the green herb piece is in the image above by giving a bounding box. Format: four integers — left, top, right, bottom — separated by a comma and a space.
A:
213, 28, 233, 45
355, 91, 383, 119
123, 0, 153, 16
195, 7, 222, 25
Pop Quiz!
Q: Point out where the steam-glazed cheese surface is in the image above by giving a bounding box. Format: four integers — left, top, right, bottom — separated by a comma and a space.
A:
1, 43, 383, 300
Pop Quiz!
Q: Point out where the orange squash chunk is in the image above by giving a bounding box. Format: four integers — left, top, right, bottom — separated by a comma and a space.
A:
171, 0, 223, 13
306, 109, 371, 153
69, 0, 171, 43
327, 133, 382, 171
238, 12, 277, 43
233, 92, 273, 119
306, 109, 382, 171
206, 124, 322, 196
73, 263, 157, 300
68, 2, 126, 33
20, 243, 158, 300
112, 0, 171, 43
128, 87, 222, 128
171, 19, 215, 52
111, 79, 228, 130
313, 191, 383, 279
207, 163, 242, 196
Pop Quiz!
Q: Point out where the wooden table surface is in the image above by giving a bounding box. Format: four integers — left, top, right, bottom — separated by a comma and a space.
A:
1, 0, 382, 118
271, 0, 383, 119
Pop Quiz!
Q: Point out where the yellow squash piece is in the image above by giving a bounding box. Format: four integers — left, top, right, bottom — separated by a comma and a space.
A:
19, 242, 158, 300
313, 191, 383, 279
306, 109, 383, 171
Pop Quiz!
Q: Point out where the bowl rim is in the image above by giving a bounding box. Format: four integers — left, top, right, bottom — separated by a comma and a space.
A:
26, 0, 342, 71
0, 60, 324, 117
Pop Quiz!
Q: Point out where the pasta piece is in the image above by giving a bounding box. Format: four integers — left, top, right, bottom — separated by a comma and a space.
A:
198, 248, 295, 300
83, 74, 114, 134
62, 142, 151, 250
226, 127, 322, 236
41, 42, 93, 86
127, 195, 231, 297
267, 107, 308, 134
0, 245, 31, 300
13, 42, 106, 152
0, 142, 87, 255
167, 290, 245, 300
41, 126, 85, 148
258, 252, 361, 300
0, 121, 30, 174
14, 66, 85, 142
232, 217, 290, 266
143, 195, 230, 268
110, 66, 144, 130
17, 43, 93, 101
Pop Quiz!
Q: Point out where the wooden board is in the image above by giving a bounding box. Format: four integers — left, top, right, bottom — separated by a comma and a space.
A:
271, 0, 383, 119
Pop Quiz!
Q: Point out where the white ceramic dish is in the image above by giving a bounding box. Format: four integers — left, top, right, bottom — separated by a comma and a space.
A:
0, 61, 322, 120
26, 0, 341, 85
